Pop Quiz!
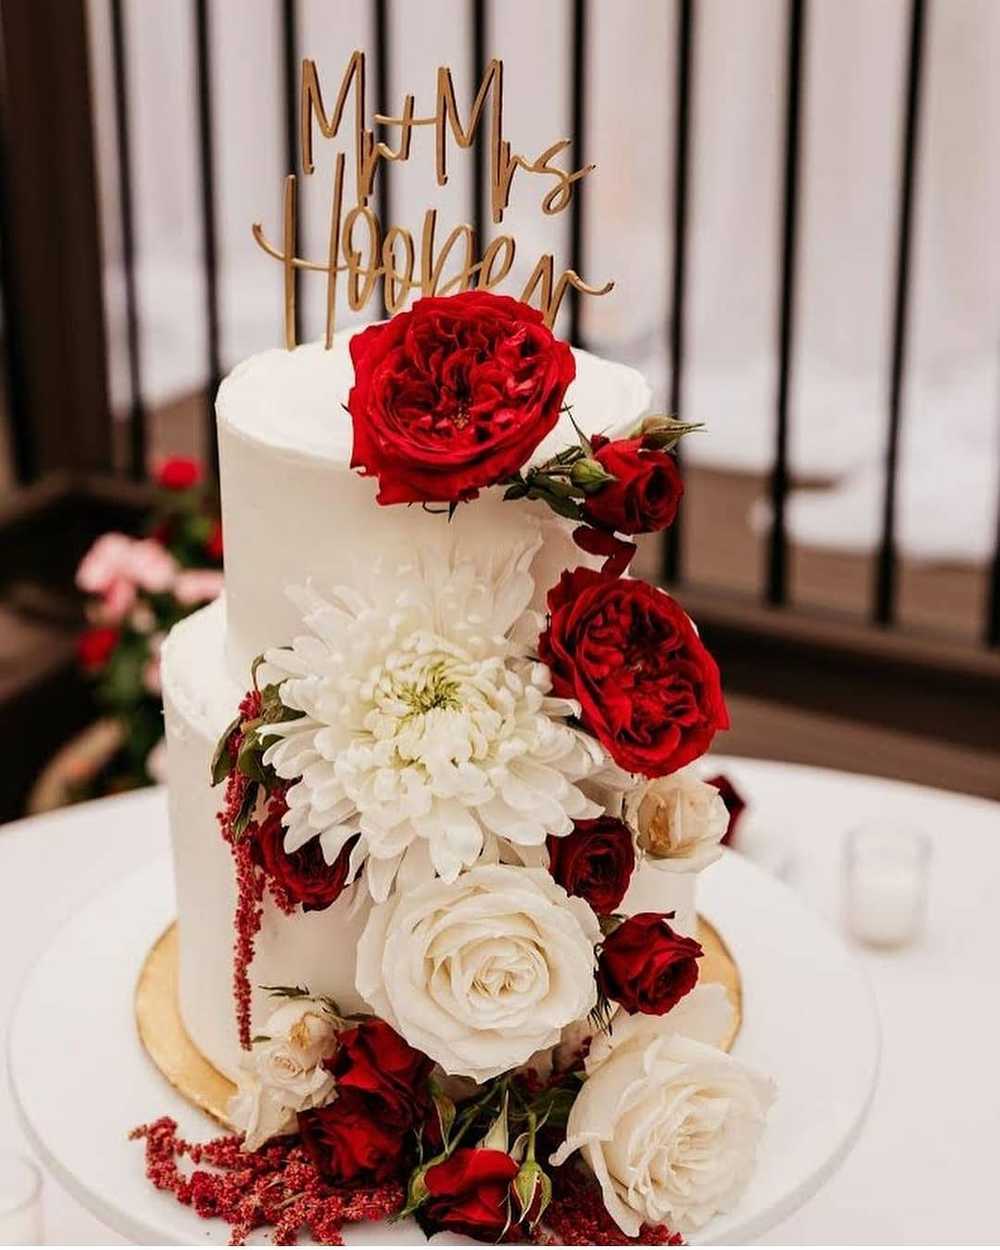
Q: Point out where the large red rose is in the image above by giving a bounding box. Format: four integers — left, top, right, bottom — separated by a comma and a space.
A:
253, 806, 355, 912
422, 1148, 520, 1241
546, 816, 635, 915
347, 291, 576, 505
581, 433, 684, 535
538, 567, 729, 777
298, 1018, 432, 1185
597, 912, 703, 1015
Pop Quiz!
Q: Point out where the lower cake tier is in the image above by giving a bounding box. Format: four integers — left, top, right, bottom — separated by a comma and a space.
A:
161, 598, 697, 1083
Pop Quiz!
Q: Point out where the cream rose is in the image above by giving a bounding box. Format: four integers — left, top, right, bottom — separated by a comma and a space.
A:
355, 863, 600, 1082
228, 997, 339, 1151
625, 765, 728, 872
551, 985, 775, 1235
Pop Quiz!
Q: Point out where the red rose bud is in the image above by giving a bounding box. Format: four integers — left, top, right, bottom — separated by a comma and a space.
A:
347, 291, 575, 505
706, 773, 747, 846
539, 567, 729, 777
547, 816, 636, 915
77, 625, 120, 672
253, 806, 356, 912
422, 1148, 520, 1241
598, 912, 703, 1015
156, 455, 201, 491
298, 1018, 432, 1185
581, 433, 684, 535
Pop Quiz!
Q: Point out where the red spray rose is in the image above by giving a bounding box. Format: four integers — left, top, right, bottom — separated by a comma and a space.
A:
546, 816, 636, 915
77, 625, 120, 672
298, 1018, 432, 1185
253, 806, 356, 912
156, 455, 201, 490
422, 1148, 520, 1241
597, 912, 703, 1015
539, 566, 729, 777
347, 291, 576, 505
706, 772, 747, 846
581, 433, 684, 535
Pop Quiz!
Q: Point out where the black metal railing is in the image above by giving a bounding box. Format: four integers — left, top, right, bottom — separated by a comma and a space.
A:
1, 0, 999, 654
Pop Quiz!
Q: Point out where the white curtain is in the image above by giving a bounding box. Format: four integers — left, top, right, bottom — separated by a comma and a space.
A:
87, 0, 1000, 563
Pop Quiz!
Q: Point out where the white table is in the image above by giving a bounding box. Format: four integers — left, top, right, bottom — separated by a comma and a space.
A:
2, 758, 999, 1245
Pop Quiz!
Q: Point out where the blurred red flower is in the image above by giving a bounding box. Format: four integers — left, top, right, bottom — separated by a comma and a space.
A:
157, 456, 201, 491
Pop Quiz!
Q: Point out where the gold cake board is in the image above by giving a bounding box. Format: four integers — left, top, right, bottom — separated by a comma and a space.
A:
136, 918, 742, 1130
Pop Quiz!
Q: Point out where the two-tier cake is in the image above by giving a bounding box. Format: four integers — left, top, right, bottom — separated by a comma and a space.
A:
137, 292, 775, 1246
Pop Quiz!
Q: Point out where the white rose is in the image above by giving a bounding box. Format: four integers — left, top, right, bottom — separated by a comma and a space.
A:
355, 863, 600, 1082
551, 985, 775, 1235
228, 998, 339, 1151
625, 765, 728, 872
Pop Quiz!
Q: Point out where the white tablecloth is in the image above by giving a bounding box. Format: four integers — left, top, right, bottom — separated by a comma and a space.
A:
2, 758, 999, 1245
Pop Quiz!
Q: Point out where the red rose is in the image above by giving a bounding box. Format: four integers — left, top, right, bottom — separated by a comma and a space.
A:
347, 291, 576, 505
298, 1018, 432, 1184
253, 806, 355, 912
156, 455, 201, 490
546, 816, 635, 915
423, 1148, 519, 1241
538, 567, 729, 777
582, 433, 684, 535
706, 773, 747, 846
597, 912, 702, 1015
77, 626, 120, 672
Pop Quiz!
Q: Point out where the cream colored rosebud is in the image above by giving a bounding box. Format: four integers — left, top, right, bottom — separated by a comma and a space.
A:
626, 766, 728, 873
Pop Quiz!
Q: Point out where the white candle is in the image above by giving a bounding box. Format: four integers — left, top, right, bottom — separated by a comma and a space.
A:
845, 827, 929, 949
0, 1154, 42, 1246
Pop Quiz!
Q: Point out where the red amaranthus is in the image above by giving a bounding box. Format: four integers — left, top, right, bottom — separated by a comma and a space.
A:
130, 1117, 404, 1246
130, 1118, 682, 1247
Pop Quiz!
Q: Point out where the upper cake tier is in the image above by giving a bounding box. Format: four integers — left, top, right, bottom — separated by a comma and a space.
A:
216, 331, 651, 680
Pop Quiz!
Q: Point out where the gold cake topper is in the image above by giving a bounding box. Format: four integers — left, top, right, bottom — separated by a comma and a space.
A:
253, 52, 614, 349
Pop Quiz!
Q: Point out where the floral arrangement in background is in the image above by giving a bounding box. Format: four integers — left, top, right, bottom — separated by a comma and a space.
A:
74, 457, 223, 796
136, 293, 773, 1245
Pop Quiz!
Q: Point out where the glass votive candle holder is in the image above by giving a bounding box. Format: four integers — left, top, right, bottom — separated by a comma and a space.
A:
0, 1152, 42, 1245
844, 826, 930, 948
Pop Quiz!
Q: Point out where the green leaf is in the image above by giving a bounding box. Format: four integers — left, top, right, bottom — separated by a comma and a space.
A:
231, 782, 259, 837
210, 714, 242, 786
236, 730, 270, 784
260, 984, 313, 1000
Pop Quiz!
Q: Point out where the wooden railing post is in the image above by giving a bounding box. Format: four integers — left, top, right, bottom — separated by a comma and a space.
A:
0, 0, 111, 482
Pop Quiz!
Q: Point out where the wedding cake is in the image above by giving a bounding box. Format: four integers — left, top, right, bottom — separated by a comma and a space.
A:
143, 292, 776, 1245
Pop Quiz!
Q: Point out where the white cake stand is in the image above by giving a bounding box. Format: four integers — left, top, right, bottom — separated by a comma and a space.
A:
8, 852, 879, 1246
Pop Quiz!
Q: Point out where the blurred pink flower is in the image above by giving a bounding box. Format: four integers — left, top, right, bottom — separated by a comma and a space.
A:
77, 533, 133, 594
173, 568, 224, 606
76, 533, 178, 623
129, 539, 177, 593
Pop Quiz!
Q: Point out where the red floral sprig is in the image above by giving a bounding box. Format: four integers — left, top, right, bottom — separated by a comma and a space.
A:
129, 1117, 404, 1246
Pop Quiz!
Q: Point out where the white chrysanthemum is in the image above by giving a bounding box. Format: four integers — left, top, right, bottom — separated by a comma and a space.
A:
258, 537, 614, 900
